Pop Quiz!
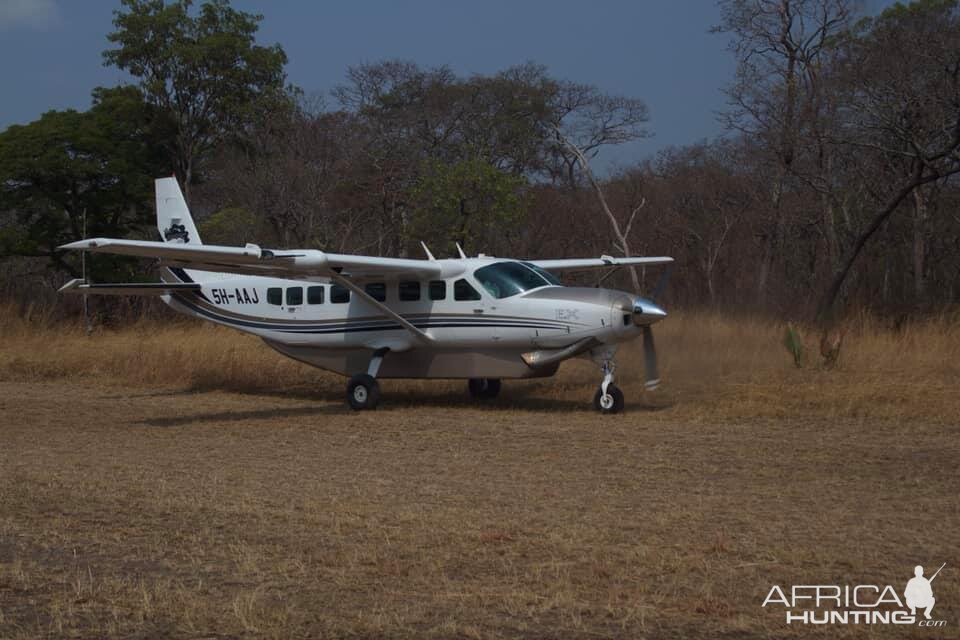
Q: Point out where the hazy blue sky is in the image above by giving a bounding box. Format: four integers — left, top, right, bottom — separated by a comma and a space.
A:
0, 0, 890, 169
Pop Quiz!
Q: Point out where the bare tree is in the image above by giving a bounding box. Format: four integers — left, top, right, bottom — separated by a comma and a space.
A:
817, 0, 960, 319
714, 0, 854, 306
553, 129, 646, 292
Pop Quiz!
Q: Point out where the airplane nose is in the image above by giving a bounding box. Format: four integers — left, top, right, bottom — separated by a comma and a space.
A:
632, 297, 667, 326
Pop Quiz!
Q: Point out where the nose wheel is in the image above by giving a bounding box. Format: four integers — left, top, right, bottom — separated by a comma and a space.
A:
592, 347, 624, 414
593, 384, 624, 413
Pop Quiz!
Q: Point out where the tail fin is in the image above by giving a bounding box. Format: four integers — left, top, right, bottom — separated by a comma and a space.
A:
156, 177, 202, 245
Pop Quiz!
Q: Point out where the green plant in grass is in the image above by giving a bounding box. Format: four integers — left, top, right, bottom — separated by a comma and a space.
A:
783, 323, 805, 368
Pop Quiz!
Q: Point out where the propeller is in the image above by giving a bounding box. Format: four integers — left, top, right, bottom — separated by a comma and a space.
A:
642, 325, 660, 390
631, 298, 666, 391
638, 264, 672, 390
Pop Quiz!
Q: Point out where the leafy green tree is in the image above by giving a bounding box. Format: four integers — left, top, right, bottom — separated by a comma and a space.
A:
410, 159, 528, 255
0, 87, 167, 279
103, 0, 290, 201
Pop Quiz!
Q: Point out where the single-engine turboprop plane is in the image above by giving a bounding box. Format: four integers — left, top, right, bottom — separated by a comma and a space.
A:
59, 178, 672, 412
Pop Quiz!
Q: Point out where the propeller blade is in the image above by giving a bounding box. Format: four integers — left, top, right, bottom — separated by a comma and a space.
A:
643, 325, 660, 390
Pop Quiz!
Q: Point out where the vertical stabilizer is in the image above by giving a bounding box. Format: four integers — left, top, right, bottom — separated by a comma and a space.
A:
156, 177, 202, 245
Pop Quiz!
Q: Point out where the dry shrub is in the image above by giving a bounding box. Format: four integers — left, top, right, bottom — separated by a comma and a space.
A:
1, 303, 958, 420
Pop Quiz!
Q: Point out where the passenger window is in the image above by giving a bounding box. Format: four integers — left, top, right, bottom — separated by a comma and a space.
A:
454, 278, 481, 301
365, 282, 386, 302
399, 281, 421, 301
286, 287, 303, 306
307, 286, 324, 304
267, 287, 282, 305
429, 280, 446, 301
331, 284, 350, 303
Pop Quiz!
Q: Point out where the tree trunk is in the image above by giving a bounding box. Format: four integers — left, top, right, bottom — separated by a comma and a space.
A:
912, 187, 927, 302
555, 130, 641, 293
816, 169, 937, 322
822, 193, 839, 274
756, 172, 786, 307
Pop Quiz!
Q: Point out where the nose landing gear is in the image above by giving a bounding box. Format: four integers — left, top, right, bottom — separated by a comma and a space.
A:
592, 348, 624, 414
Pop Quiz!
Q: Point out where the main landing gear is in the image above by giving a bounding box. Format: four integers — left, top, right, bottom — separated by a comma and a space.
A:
468, 378, 501, 400
592, 347, 624, 414
347, 348, 388, 410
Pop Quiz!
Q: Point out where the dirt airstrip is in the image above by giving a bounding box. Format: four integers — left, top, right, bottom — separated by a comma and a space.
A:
1, 315, 958, 638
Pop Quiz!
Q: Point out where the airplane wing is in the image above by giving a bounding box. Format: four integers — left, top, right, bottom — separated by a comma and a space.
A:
530, 256, 674, 271
57, 238, 443, 280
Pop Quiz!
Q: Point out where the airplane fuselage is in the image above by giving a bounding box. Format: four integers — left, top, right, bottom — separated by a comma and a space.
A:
161, 258, 646, 379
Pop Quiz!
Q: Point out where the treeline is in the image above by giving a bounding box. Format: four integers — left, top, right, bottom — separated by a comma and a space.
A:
1, 0, 959, 322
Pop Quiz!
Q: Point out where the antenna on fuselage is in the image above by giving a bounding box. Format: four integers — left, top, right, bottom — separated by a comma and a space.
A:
455, 242, 467, 259
420, 241, 436, 261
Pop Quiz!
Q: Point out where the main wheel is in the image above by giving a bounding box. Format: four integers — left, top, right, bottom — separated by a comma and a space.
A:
347, 373, 380, 410
593, 384, 624, 414
468, 378, 501, 399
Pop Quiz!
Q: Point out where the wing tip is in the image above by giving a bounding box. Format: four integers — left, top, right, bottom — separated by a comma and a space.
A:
57, 278, 85, 294
58, 238, 105, 251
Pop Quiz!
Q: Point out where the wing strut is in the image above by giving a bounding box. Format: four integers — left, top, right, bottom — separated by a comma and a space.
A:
330, 275, 433, 345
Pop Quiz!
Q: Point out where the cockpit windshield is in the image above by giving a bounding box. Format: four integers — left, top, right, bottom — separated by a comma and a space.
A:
521, 262, 562, 286
474, 261, 562, 299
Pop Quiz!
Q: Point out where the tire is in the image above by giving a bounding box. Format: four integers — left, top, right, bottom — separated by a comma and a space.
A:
347, 373, 380, 410
593, 384, 624, 414
468, 378, 501, 399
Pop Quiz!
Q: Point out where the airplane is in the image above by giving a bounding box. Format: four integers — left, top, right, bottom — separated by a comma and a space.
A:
58, 177, 672, 413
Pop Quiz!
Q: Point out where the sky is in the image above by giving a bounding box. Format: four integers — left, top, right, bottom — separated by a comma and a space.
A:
0, 0, 891, 171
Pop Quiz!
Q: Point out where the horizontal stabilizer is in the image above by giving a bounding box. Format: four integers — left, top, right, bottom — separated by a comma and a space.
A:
58, 279, 201, 296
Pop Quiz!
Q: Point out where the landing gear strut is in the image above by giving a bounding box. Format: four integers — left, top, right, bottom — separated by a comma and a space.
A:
592, 348, 624, 414
468, 378, 501, 400
346, 348, 388, 410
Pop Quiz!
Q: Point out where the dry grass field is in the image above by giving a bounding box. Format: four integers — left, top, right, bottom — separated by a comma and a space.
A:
1, 307, 958, 638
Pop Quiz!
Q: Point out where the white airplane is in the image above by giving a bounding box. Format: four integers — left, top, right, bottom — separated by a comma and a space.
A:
59, 177, 671, 412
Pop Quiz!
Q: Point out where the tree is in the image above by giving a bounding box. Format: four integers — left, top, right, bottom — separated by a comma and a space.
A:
200, 107, 366, 250
0, 86, 167, 280
409, 158, 528, 255
816, 0, 960, 318
103, 0, 290, 201
714, 0, 855, 305
541, 74, 651, 293
654, 143, 751, 305
545, 79, 651, 189
551, 130, 647, 292
330, 61, 651, 258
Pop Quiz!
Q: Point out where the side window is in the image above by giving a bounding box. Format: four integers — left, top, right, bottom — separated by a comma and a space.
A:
399, 281, 421, 301
286, 286, 303, 306
454, 278, 481, 301
267, 287, 282, 305
365, 282, 386, 302
330, 284, 350, 303
307, 286, 324, 304
429, 280, 446, 301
